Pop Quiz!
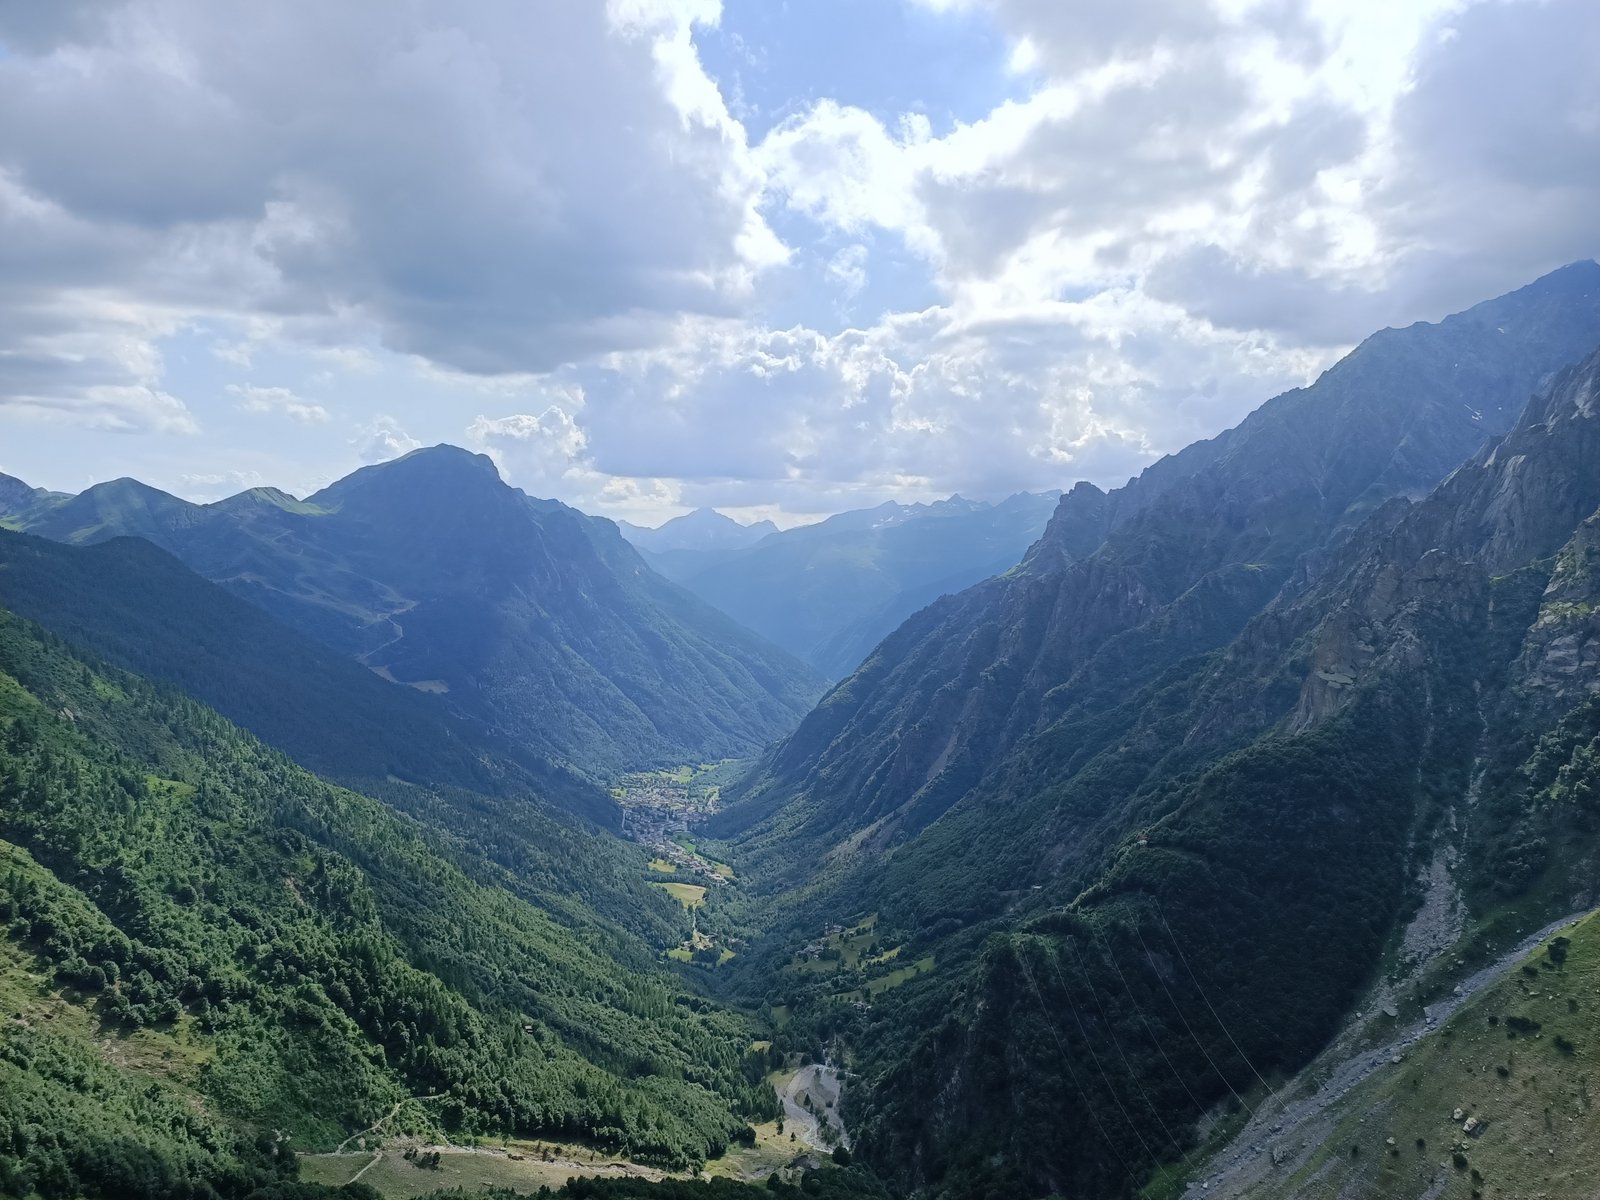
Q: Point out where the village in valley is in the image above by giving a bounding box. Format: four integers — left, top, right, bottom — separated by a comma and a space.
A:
611, 763, 743, 964
613, 761, 739, 885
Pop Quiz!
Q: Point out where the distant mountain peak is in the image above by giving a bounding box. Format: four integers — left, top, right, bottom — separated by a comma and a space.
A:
391, 443, 502, 478
0, 471, 40, 516
308, 443, 505, 509
89, 476, 170, 497
618, 506, 778, 553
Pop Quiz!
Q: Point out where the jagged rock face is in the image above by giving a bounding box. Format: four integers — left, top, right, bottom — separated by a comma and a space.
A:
722, 262, 1600, 860
840, 333, 1600, 1200
1291, 548, 1488, 729
1434, 358, 1600, 577
1208, 348, 1600, 735
1498, 364, 1600, 708
1517, 511, 1600, 703
1016, 479, 1114, 573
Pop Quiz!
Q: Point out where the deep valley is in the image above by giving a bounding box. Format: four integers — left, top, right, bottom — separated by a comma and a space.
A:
3, 56, 1600, 1200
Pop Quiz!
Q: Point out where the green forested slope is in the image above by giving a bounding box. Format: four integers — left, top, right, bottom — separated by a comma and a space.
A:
0, 528, 612, 822
0, 607, 776, 1198
0, 526, 711, 954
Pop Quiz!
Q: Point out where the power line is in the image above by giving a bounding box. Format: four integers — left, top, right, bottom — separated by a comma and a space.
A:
1040, 938, 1165, 1170
1099, 914, 1410, 1200
1132, 920, 1256, 1119
1085, 922, 1215, 1169
1015, 943, 1144, 1185
1055, 936, 1196, 1170
1153, 900, 1278, 1102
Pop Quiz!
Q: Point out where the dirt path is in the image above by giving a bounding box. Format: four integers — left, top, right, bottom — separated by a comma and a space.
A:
333, 1093, 443, 1153
779, 1064, 849, 1152
1195, 908, 1591, 1197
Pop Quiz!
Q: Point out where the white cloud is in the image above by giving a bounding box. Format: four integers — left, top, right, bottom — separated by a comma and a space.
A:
0, 0, 1596, 518
228, 383, 329, 424
750, 0, 1597, 367
756, 101, 933, 247
353, 415, 421, 464
467, 405, 594, 494
595, 0, 1589, 519
754, 33, 1372, 315
177, 467, 264, 500
28, 384, 200, 435
1372, 0, 1600, 306
825, 244, 870, 297
467, 396, 694, 518
0, 0, 785, 407
558, 291, 1322, 513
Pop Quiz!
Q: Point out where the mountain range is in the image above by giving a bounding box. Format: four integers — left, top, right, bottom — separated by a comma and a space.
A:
618, 508, 779, 555
627, 492, 1061, 678
5, 261, 1600, 1200
707, 259, 1600, 1198
717, 260, 1600, 866
0, 446, 822, 778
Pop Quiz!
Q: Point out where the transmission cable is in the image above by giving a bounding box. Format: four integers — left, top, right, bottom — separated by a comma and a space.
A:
1132, 919, 1256, 1119
1086, 922, 1216, 1167
1055, 934, 1208, 1185
1153, 900, 1278, 1101
1015, 944, 1144, 1184
1038, 937, 1165, 1171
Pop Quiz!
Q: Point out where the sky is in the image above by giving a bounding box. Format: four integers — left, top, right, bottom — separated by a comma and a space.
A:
0, 0, 1596, 527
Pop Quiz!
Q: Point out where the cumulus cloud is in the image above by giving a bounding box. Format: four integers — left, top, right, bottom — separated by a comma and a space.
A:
557, 292, 1320, 510
353, 415, 422, 464
762, 1, 1591, 326
466, 395, 696, 517
467, 405, 595, 493
755, 20, 1377, 324
228, 384, 329, 424
0, 0, 784, 408
1, 0, 1596, 517
1372, 0, 1600, 309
